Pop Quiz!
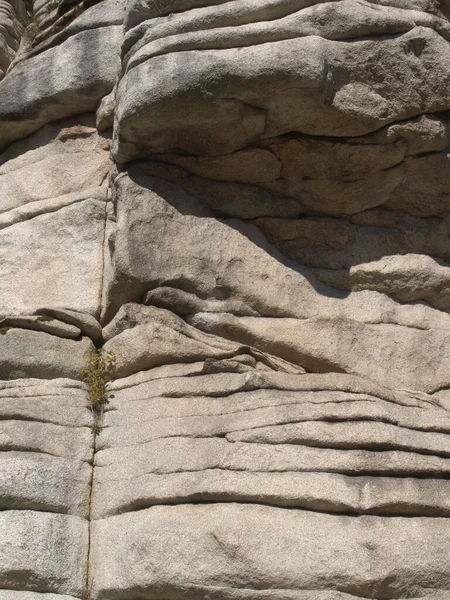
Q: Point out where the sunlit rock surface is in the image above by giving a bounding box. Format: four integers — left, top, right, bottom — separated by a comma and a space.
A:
1, 0, 450, 598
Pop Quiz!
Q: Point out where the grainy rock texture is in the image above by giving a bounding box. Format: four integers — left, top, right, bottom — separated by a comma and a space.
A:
0, 380, 91, 595
1, 0, 450, 598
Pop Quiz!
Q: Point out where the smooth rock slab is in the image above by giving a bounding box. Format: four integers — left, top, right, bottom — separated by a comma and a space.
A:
0, 511, 87, 596
0, 452, 91, 516
0, 121, 111, 213
91, 468, 450, 519
98, 389, 450, 450
0, 379, 92, 427
226, 419, 450, 456
90, 503, 450, 599
0, 397, 91, 426
0, 419, 93, 460
105, 370, 433, 407
0, 199, 108, 317
94, 436, 450, 478
0, 329, 94, 380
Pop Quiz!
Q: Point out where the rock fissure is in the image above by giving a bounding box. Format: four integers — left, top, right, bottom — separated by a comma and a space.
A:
3, 0, 450, 597
97, 497, 450, 521
83, 425, 97, 600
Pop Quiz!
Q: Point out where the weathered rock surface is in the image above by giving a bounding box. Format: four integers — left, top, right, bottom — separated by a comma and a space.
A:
90, 369, 450, 520
0, 380, 92, 596
2, 0, 450, 598
0, 328, 94, 379
0, 0, 26, 79
0, 24, 122, 147
0, 511, 88, 596
90, 504, 450, 600
114, 3, 450, 160
0, 380, 92, 512
103, 303, 305, 378
0, 118, 112, 318
349, 253, 450, 309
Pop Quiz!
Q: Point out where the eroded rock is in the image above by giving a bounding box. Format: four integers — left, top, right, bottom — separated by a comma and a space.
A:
1, 0, 450, 598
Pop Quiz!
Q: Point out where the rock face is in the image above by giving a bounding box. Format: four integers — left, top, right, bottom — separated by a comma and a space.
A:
1, 0, 450, 598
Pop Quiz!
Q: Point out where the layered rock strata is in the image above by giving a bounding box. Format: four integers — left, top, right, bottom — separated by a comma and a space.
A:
2, 0, 450, 598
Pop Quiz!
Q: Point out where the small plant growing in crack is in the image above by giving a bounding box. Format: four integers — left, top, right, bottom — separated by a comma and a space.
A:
82, 349, 116, 434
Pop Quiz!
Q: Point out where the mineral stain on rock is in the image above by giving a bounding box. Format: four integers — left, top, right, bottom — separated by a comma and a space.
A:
1, 0, 450, 598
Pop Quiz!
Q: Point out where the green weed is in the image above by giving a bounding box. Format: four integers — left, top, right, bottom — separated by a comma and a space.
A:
82, 349, 116, 420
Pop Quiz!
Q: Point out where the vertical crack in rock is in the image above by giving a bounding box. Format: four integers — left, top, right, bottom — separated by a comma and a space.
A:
97, 170, 114, 329
83, 416, 97, 600
82, 346, 116, 599
3, 0, 450, 598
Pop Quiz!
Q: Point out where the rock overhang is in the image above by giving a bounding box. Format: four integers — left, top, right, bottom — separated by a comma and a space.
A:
113, 0, 450, 163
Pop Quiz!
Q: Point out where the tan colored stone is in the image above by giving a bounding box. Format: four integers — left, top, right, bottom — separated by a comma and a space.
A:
90, 504, 450, 599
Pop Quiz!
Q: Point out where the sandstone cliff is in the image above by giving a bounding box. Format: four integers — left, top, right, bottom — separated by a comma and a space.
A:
1, 1, 450, 599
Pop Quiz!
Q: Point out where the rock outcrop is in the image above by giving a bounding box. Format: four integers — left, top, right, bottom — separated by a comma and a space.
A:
1, 0, 450, 598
